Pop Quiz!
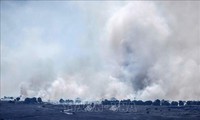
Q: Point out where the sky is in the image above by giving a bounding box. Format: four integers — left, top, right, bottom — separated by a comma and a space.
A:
1, 1, 200, 101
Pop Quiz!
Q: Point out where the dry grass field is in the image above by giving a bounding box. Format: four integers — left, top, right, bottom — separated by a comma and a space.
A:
1, 101, 200, 120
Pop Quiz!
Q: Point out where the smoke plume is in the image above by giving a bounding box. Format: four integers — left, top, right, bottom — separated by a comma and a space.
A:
1, 1, 200, 101
106, 1, 200, 100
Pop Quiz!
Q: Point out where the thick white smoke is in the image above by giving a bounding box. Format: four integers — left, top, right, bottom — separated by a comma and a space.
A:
106, 2, 200, 100
2, 1, 199, 101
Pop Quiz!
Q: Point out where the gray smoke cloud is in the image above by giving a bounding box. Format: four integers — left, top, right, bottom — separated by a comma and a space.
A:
1, 1, 200, 101
106, 1, 200, 100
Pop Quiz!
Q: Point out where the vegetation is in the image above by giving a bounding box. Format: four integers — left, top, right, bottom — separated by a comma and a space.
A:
3, 96, 198, 106
16, 97, 20, 101
24, 97, 43, 104
38, 97, 42, 103
59, 98, 65, 103
101, 99, 200, 106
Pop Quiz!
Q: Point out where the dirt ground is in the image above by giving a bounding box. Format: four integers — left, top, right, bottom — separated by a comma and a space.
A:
1, 101, 200, 120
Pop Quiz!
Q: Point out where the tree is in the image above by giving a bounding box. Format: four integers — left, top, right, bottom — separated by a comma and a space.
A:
16, 97, 20, 101
197, 101, 200, 105
59, 98, 65, 103
186, 101, 192, 106
171, 101, 178, 106
66, 99, 74, 104
30, 97, 37, 103
179, 100, 184, 106
102, 99, 109, 105
191, 101, 197, 105
185, 101, 199, 106
162, 100, 170, 106
24, 98, 31, 104
153, 99, 161, 106
24, 97, 37, 104
135, 100, 144, 105
144, 100, 153, 105
38, 97, 42, 103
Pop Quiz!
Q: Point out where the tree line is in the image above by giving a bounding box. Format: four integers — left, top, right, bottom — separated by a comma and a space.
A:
101, 99, 200, 106
3, 96, 200, 106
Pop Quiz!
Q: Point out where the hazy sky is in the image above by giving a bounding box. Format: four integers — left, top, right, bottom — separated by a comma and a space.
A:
1, 1, 200, 101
